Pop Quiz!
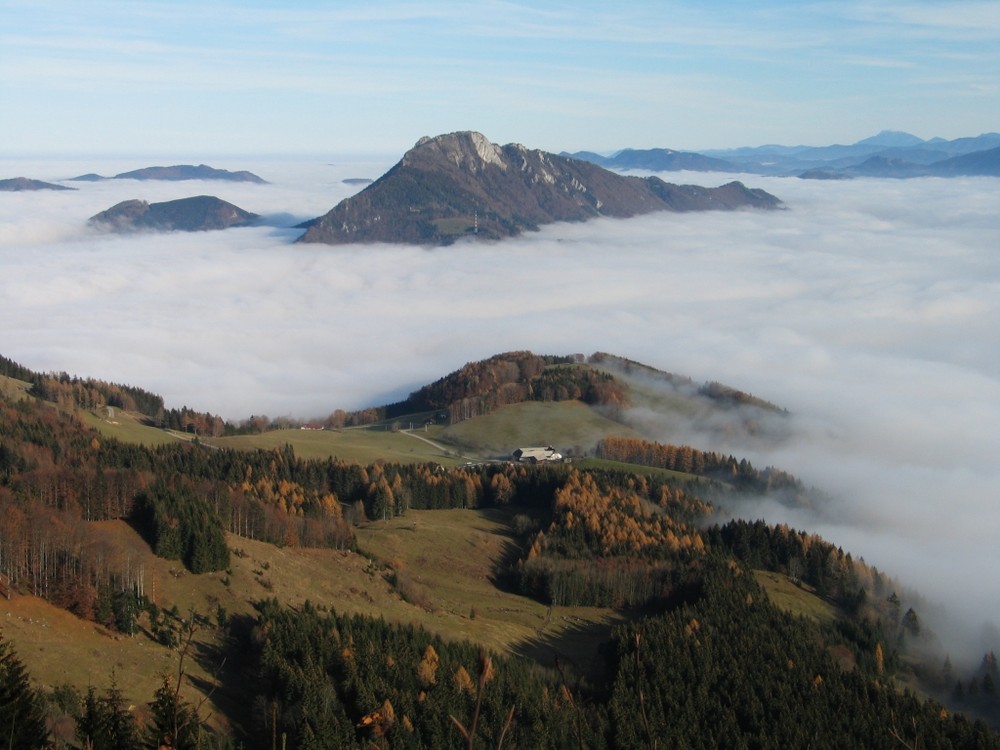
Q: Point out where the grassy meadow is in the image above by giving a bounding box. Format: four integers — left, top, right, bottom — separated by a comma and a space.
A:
3, 505, 628, 728
82, 407, 191, 447
0, 374, 31, 401
753, 569, 839, 626
440, 399, 640, 457
207, 425, 469, 465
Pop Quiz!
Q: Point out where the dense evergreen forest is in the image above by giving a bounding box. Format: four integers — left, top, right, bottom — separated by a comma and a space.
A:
229, 575, 1000, 750
1, 353, 998, 748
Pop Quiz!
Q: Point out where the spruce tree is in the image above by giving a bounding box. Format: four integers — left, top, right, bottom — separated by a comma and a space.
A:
144, 676, 200, 750
76, 678, 139, 750
0, 635, 49, 750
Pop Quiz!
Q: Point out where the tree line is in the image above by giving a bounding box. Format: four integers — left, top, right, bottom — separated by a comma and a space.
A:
596, 435, 807, 498
376, 351, 628, 425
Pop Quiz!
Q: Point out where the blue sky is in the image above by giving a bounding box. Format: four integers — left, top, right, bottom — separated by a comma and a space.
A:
2, 0, 999, 155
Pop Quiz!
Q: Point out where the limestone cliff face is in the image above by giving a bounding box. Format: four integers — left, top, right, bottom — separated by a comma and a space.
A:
298, 131, 781, 246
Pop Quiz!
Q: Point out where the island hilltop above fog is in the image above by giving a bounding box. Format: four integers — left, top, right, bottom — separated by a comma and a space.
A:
297, 131, 781, 245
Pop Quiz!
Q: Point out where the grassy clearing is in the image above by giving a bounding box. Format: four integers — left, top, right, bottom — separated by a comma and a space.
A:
1, 519, 406, 729
753, 570, 839, 626
207, 427, 467, 465
355, 507, 630, 676
75, 392, 655, 469
350, 510, 618, 652
82, 408, 188, 447
5, 506, 628, 725
441, 400, 640, 458
574, 456, 705, 483
2, 521, 238, 730
432, 216, 475, 235
0, 374, 31, 401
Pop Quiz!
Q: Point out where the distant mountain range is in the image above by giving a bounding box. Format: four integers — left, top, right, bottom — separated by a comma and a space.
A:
70, 164, 267, 183
88, 196, 259, 232
298, 131, 781, 245
0, 177, 75, 191
565, 131, 1000, 178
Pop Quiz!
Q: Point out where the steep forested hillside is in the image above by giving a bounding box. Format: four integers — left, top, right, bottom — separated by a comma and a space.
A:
234, 581, 999, 750
1, 353, 997, 748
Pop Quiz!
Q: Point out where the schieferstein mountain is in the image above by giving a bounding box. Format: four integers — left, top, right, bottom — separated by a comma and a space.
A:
88, 195, 259, 232
298, 131, 781, 245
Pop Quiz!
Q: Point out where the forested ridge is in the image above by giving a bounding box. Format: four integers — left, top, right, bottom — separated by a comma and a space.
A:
380, 351, 629, 425
2, 350, 785, 437
1, 353, 998, 748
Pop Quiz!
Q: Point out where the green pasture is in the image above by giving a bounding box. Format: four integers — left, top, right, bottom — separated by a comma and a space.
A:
82, 408, 189, 447
441, 400, 640, 458
753, 569, 839, 626
207, 426, 468, 465
0, 374, 31, 400
355, 507, 631, 677
432, 216, 475, 235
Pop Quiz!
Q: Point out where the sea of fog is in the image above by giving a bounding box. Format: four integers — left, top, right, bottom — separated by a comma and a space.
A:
2, 156, 998, 660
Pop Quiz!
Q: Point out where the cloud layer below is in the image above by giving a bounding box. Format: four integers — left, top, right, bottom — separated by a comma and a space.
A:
2, 159, 998, 656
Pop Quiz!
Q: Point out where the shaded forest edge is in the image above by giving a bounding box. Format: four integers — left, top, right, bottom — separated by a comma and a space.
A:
1, 351, 998, 748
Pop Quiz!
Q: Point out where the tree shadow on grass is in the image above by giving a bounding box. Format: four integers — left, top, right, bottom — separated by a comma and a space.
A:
179, 617, 255, 740
507, 576, 705, 687
474, 506, 548, 594
509, 611, 636, 688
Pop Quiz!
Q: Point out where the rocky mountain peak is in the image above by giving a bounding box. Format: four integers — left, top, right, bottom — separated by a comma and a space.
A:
405, 131, 508, 172
298, 131, 780, 246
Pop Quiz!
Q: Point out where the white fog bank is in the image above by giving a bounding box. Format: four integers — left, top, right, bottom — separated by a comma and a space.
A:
2, 159, 999, 651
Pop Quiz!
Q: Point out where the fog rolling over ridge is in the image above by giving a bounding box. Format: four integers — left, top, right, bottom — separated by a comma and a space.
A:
1, 158, 999, 655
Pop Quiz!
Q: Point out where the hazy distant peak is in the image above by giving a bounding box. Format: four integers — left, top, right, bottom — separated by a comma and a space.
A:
113, 164, 268, 183
854, 130, 924, 147
0, 176, 75, 191
70, 164, 268, 183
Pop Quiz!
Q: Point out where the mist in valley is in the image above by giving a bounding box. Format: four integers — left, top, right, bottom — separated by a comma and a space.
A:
2, 157, 998, 663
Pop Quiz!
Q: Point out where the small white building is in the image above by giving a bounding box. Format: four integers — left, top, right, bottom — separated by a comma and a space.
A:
512, 446, 562, 464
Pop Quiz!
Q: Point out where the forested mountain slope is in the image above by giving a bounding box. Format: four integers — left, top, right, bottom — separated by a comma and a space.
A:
298, 131, 781, 245
1, 352, 997, 748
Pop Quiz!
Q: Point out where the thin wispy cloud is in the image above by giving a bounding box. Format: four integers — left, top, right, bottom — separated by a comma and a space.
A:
847, 1, 1000, 37
3, 1, 998, 153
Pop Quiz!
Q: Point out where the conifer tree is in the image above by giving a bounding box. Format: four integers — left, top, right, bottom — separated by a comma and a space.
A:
0, 635, 48, 750
143, 676, 200, 750
75, 678, 138, 750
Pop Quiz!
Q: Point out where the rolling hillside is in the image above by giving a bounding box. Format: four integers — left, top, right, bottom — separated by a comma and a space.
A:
1, 351, 997, 748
